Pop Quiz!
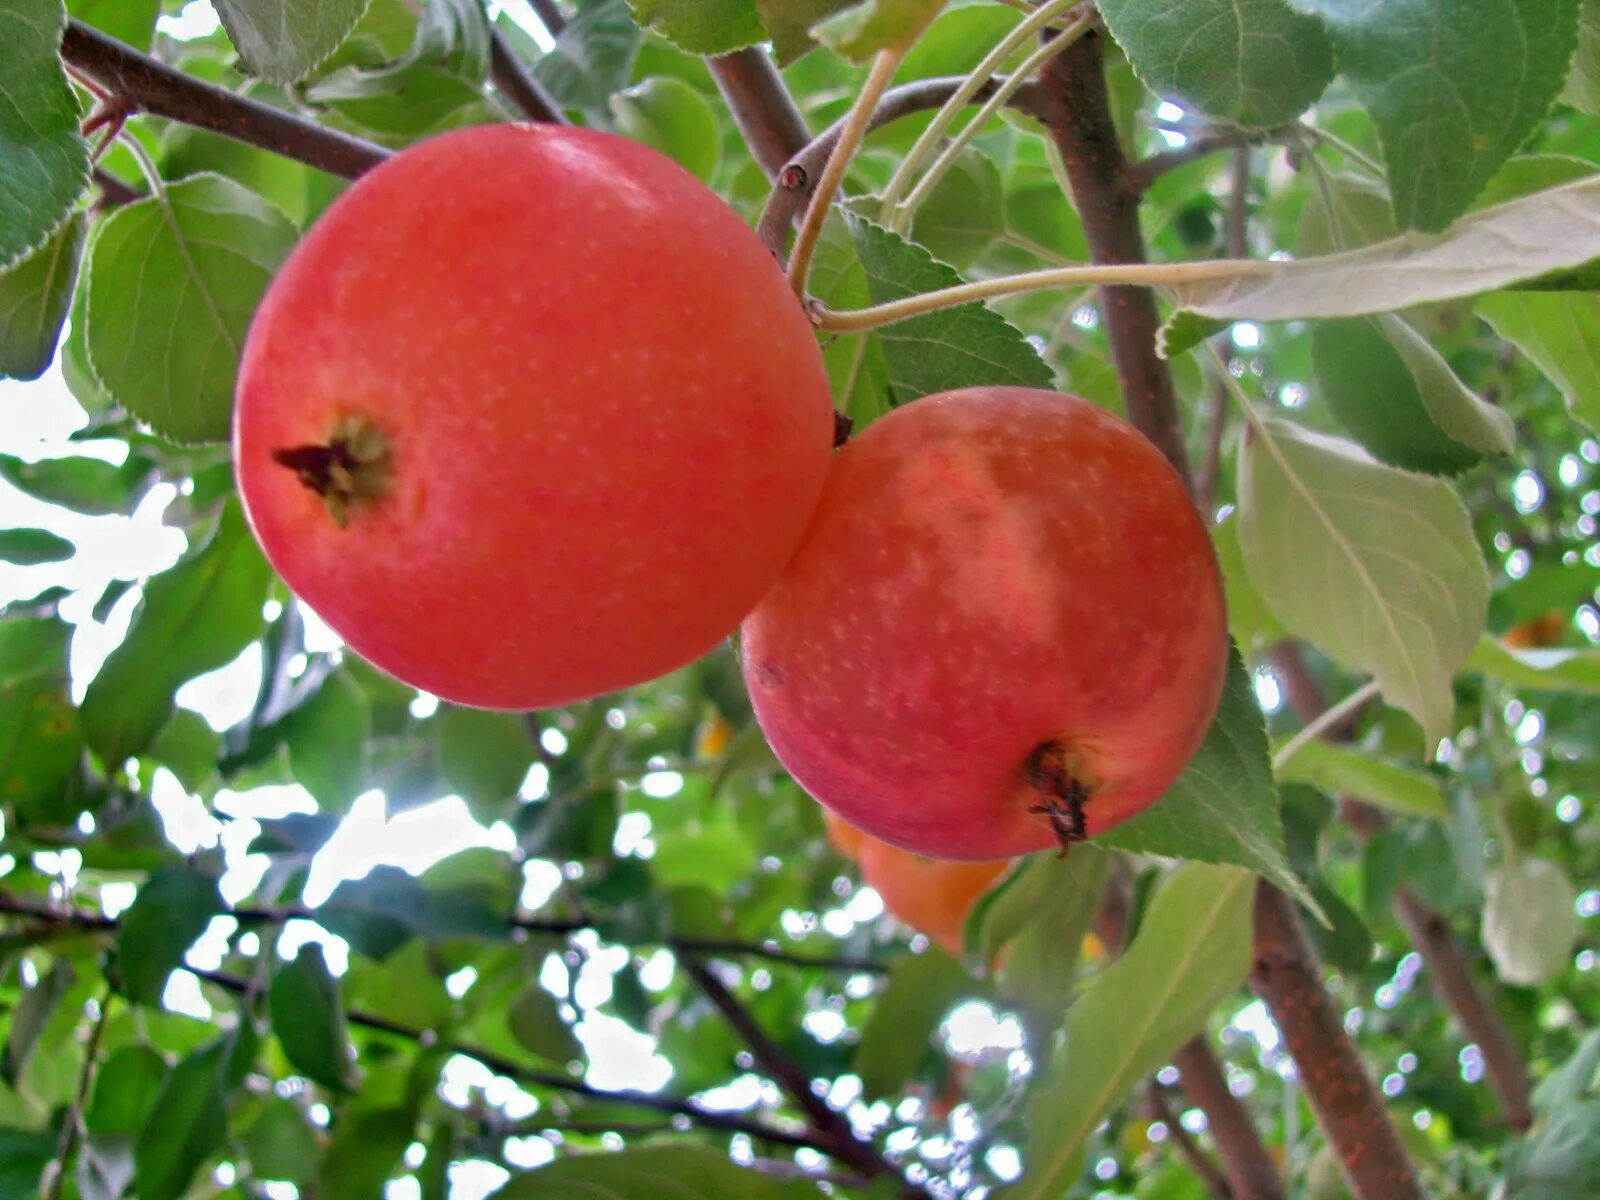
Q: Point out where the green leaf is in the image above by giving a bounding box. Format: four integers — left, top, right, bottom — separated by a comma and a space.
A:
283, 670, 372, 809
133, 1036, 232, 1200
1289, 0, 1581, 231
214, 0, 374, 83
0, 210, 85, 381
1535, 1030, 1600, 1113
1212, 517, 1284, 647
69, 0, 161, 49
1, 959, 75, 1085
969, 849, 1107, 1030
807, 214, 893, 426
910, 148, 1003, 270
1098, 0, 1334, 128
86, 1045, 167, 1136
813, 0, 945, 61
1099, 646, 1318, 914
114, 869, 225, 1006
534, 0, 643, 123
846, 213, 1053, 403
270, 944, 354, 1092
80, 500, 272, 764
317, 1106, 415, 1200
1477, 291, 1600, 436
84, 173, 298, 444
244, 1098, 321, 1185
625, 0, 762, 55
610, 77, 719, 182
507, 984, 581, 1066
1466, 635, 1600, 693
756, 0, 853, 64
148, 708, 222, 793
491, 1144, 824, 1198
0, 615, 84, 821
1014, 864, 1254, 1200
1167, 174, 1600, 321
1312, 315, 1510, 474
1503, 1099, 1600, 1199
321, 865, 508, 959
1566, 0, 1600, 111
1483, 855, 1579, 986
0, 451, 153, 516
345, 940, 453, 1030
1237, 420, 1487, 745
853, 950, 969, 1098
0, 0, 89, 270
0, 527, 74, 566
1273, 739, 1448, 819
438, 708, 533, 824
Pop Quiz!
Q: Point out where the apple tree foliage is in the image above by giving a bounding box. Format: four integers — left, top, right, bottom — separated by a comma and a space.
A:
2, 1, 1600, 1198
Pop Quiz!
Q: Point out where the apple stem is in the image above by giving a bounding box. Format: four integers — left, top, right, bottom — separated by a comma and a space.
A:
1024, 740, 1090, 853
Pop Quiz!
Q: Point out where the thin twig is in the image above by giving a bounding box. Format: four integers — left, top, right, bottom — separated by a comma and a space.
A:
487, 28, 565, 123
680, 956, 916, 1190
707, 48, 811, 179
1145, 1080, 1232, 1200
787, 48, 904, 294
60, 19, 388, 180
1270, 679, 1381, 772
0, 892, 888, 975
1132, 131, 1254, 193
755, 74, 1048, 258
43, 989, 113, 1200
809, 257, 1268, 333
189, 969, 829, 1154
1265, 642, 1534, 1132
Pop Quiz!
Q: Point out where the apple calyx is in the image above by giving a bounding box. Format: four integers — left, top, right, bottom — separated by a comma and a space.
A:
270, 415, 391, 527
1024, 740, 1092, 852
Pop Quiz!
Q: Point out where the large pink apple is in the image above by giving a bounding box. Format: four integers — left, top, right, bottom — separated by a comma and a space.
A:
742, 387, 1227, 860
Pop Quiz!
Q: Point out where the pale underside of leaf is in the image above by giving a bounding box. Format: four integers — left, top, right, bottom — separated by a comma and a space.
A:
1166, 173, 1600, 322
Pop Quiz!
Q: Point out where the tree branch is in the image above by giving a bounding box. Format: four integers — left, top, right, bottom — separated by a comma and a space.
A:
1145, 1079, 1232, 1200
0, 891, 888, 975
1171, 1038, 1284, 1200
1249, 884, 1424, 1198
528, 0, 567, 37
1038, 33, 1422, 1200
1099, 873, 1283, 1200
487, 29, 566, 123
756, 74, 1048, 259
1130, 130, 1253, 194
60, 20, 388, 180
1265, 642, 1534, 1132
1035, 31, 1190, 478
190, 968, 827, 1155
707, 48, 811, 179
681, 956, 921, 1192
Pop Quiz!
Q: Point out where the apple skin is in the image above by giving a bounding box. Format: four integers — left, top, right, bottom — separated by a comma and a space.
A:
743, 387, 1227, 860
234, 125, 834, 709
828, 813, 1007, 954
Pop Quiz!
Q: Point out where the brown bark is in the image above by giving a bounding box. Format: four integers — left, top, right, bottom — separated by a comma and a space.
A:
707, 48, 812, 179
1268, 642, 1534, 1131
1172, 1037, 1286, 1200
1035, 31, 1190, 478
62, 20, 387, 179
1039, 33, 1424, 1199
